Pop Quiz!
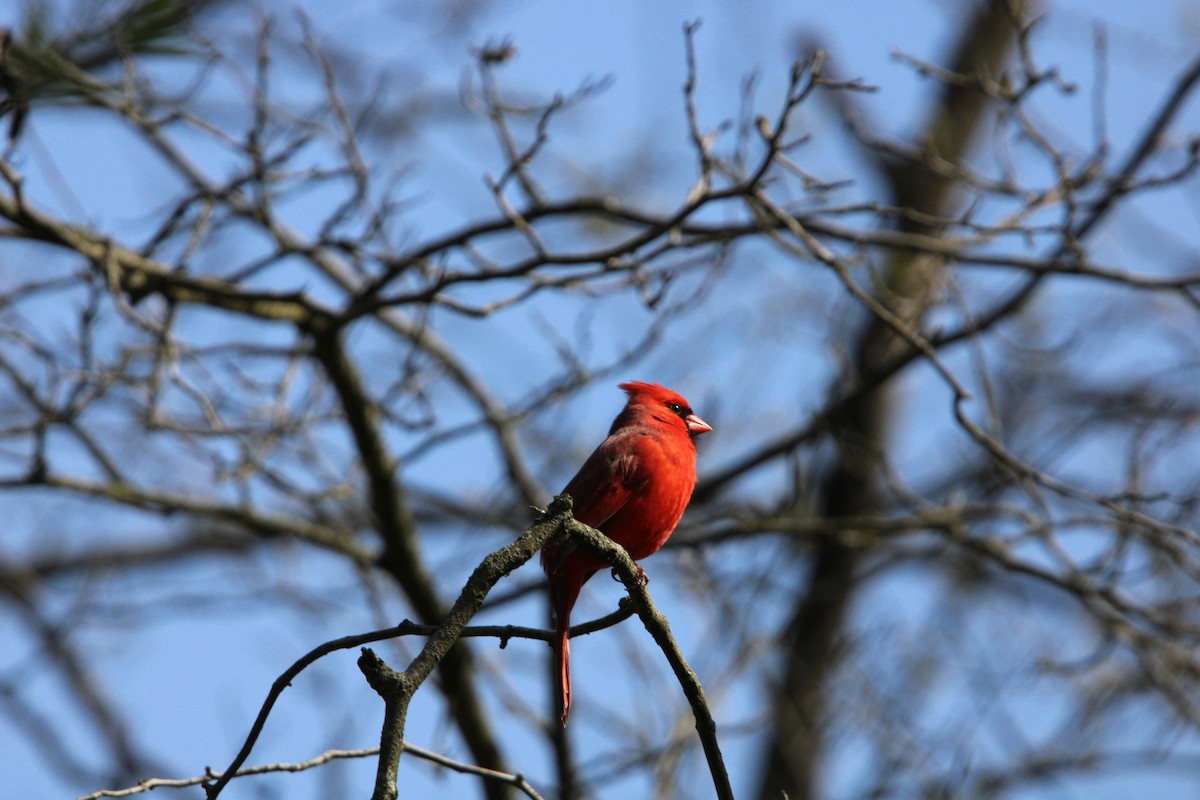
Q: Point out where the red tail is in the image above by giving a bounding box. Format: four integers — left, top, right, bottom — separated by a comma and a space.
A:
549, 565, 585, 726
554, 611, 571, 726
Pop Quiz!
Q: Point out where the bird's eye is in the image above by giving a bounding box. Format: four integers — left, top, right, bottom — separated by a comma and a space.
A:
667, 402, 685, 415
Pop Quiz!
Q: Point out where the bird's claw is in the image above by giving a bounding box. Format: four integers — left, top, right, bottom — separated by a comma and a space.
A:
611, 564, 649, 586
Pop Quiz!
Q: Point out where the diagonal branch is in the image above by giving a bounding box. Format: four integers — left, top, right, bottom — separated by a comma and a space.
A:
310, 327, 513, 799
344, 495, 730, 800
560, 508, 735, 800
354, 496, 575, 800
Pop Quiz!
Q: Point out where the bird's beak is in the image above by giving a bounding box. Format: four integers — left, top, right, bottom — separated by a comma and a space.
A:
685, 413, 713, 436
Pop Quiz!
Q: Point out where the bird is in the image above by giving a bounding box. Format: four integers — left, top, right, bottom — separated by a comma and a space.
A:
541, 381, 712, 726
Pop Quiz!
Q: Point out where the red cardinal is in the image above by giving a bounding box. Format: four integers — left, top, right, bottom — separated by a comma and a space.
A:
541, 381, 712, 726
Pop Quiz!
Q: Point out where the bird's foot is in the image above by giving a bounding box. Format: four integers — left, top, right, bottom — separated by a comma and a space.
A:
611, 564, 649, 586
635, 563, 649, 585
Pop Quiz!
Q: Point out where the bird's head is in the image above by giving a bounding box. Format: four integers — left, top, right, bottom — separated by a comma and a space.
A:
618, 381, 712, 440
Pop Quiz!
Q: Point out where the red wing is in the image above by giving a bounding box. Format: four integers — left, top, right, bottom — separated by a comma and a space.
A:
561, 435, 644, 531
